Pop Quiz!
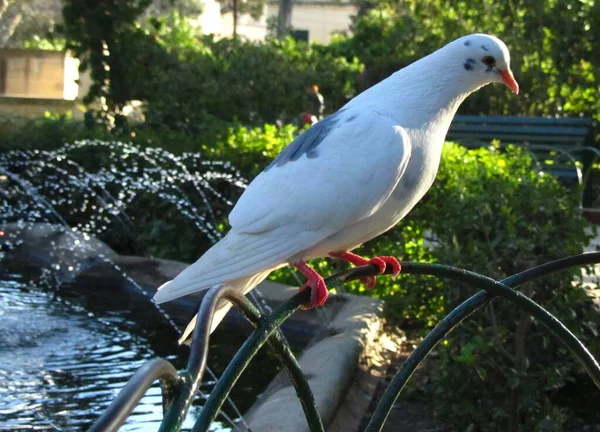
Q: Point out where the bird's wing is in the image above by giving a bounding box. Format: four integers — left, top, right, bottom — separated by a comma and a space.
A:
153, 226, 321, 303
229, 108, 411, 235
154, 108, 411, 303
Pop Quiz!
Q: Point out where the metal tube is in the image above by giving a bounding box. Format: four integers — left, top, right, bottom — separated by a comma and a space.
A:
89, 358, 180, 432
366, 253, 600, 431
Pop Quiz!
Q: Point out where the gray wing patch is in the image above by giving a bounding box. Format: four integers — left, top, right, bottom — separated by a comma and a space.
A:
265, 111, 343, 170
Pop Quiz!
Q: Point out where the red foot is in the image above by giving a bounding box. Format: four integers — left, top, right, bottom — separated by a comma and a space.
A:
293, 261, 328, 309
330, 252, 401, 290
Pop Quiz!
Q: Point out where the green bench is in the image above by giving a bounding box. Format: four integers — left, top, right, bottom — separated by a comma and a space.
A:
447, 115, 599, 209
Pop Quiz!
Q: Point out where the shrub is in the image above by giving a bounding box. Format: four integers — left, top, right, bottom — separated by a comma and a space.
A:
329, 0, 600, 126
0, 115, 297, 171
60, 4, 364, 131
0, 114, 101, 153
137, 36, 364, 131
360, 143, 599, 430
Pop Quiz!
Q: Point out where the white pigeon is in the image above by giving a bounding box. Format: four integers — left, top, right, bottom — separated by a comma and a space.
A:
154, 33, 519, 342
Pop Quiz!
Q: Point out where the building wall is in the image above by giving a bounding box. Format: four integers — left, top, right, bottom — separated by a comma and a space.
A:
0, 49, 73, 99
196, 0, 223, 35
220, 11, 268, 40
0, 49, 84, 119
267, 2, 357, 43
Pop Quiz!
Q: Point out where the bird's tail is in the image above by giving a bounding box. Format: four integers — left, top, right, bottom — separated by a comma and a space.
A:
177, 269, 272, 344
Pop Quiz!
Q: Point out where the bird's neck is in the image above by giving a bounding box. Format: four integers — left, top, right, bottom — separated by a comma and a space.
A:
351, 50, 477, 130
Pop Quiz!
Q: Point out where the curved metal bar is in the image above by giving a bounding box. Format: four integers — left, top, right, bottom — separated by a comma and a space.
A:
527, 144, 583, 183
89, 357, 180, 432
405, 263, 600, 384
159, 285, 323, 432
89, 253, 600, 432
192, 289, 311, 431
159, 285, 241, 432
191, 262, 411, 431
213, 288, 325, 432
191, 263, 414, 431
365, 253, 600, 432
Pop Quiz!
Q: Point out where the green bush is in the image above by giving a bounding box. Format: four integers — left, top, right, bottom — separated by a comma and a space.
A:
136, 36, 363, 130
0, 114, 100, 153
329, 0, 600, 125
368, 143, 598, 429
0, 115, 297, 170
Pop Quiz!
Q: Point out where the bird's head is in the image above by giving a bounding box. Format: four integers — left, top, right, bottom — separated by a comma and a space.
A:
453, 34, 519, 94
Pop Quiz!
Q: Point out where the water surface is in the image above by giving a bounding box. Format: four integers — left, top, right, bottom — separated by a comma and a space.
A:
0, 274, 273, 431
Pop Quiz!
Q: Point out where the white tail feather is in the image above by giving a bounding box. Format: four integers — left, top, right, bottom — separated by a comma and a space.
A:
177, 270, 272, 344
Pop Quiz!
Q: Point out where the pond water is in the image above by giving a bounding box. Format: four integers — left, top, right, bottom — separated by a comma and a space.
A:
0, 272, 279, 431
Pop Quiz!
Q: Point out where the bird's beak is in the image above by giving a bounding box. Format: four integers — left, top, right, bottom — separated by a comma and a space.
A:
499, 69, 519, 94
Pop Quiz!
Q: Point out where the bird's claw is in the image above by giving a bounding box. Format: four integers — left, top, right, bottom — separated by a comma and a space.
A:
294, 261, 329, 309
299, 277, 328, 309
371, 256, 402, 277
330, 251, 401, 290
360, 256, 400, 289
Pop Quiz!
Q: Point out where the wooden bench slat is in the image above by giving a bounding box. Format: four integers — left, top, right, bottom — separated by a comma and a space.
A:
448, 124, 591, 137
447, 133, 585, 144
452, 115, 593, 127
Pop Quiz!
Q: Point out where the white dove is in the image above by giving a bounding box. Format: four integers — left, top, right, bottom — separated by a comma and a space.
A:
154, 33, 519, 342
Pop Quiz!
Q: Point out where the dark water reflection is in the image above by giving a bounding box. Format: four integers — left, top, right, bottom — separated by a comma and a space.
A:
0, 274, 273, 431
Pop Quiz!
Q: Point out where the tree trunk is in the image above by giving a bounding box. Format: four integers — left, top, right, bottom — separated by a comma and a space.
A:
277, 0, 292, 39
0, 1, 22, 47
0, 0, 10, 17
232, 0, 238, 38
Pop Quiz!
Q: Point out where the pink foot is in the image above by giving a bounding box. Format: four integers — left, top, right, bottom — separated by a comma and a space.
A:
330, 252, 401, 290
293, 261, 328, 309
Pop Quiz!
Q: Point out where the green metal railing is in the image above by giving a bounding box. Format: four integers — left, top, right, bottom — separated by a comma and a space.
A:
90, 252, 600, 432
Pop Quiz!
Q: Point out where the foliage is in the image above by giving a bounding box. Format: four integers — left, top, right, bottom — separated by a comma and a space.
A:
382, 143, 597, 429
0, 114, 296, 173
22, 34, 65, 50
219, 0, 265, 21
136, 35, 363, 130
0, 113, 98, 152
58, 0, 363, 131
329, 0, 600, 125
59, 0, 154, 120
274, 142, 599, 429
0, 0, 62, 47
140, 0, 203, 21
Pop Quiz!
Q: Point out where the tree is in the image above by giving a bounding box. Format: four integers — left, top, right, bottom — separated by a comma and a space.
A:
58, 0, 155, 124
0, 0, 62, 47
276, 0, 293, 39
332, 0, 600, 120
140, 0, 203, 23
219, 0, 266, 37
0, 0, 201, 49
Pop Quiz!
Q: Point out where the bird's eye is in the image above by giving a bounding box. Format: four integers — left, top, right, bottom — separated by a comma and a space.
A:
482, 56, 496, 67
